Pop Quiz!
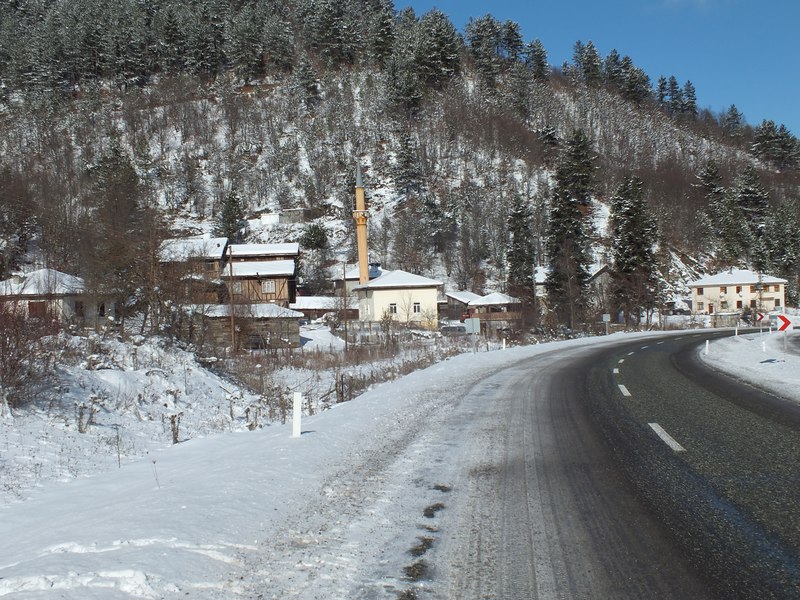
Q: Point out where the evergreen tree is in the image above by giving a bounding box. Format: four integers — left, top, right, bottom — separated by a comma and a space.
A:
734, 165, 770, 239
609, 176, 658, 326
656, 75, 668, 108
763, 202, 800, 281
667, 75, 682, 114
752, 120, 800, 170
418, 8, 461, 88
506, 193, 536, 299
721, 104, 744, 137
544, 130, 596, 328
500, 20, 523, 62
620, 56, 651, 104
525, 38, 549, 81
465, 14, 501, 88
603, 49, 623, 88
299, 222, 331, 294
368, 0, 395, 67
394, 131, 423, 199
214, 189, 245, 243
681, 80, 697, 118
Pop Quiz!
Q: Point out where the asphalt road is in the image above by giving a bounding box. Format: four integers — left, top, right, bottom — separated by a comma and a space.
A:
435, 331, 800, 599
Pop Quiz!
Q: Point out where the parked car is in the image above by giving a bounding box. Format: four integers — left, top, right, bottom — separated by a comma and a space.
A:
440, 324, 467, 336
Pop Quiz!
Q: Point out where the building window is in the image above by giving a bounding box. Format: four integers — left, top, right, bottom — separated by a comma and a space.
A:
389, 303, 397, 314
261, 280, 276, 294
720, 301, 728, 309
413, 302, 421, 313
97, 302, 106, 317
696, 288, 703, 295
720, 286, 727, 294
736, 286, 742, 293
232, 281, 243, 294
775, 298, 781, 307
774, 285, 780, 292
696, 302, 704, 312
750, 299, 757, 308
750, 285, 757, 293
736, 300, 743, 309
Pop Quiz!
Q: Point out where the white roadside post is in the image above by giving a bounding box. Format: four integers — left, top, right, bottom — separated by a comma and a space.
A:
705, 339, 709, 355
292, 392, 302, 438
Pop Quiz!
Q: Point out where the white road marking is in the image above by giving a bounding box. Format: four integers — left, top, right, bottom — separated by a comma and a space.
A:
627, 351, 635, 356
648, 423, 686, 452
618, 384, 631, 397
657, 341, 665, 345
641, 345, 649, 350
618, 359, 625, 364
612, 368, 619, 374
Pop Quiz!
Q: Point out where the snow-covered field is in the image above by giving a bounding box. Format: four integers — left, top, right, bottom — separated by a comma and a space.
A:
1, 327, 797, 598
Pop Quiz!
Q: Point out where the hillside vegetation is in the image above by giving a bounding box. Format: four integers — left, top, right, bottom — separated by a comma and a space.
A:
1, 0, 799, 322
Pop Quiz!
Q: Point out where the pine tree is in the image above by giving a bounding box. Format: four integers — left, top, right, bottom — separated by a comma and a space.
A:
418, 8, 461, 88
667, 75, 682, 114
656, 76, 668, 108
734, 165, 770, 239
620, 56, 651, 104
681, 80, 697, 118
506, 193, 536, 297
214, 189, 245, 243
544, 130, 596, 328
465, 14, 501, 88
609, 176, 658, 326
721, 105, 743, 137
525, 38, 549, 81
500, 20, 523, 62
604, 49, 623, 88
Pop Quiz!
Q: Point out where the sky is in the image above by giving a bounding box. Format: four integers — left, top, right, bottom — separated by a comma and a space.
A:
1, 325, 798, 597
401, 0, 800, 136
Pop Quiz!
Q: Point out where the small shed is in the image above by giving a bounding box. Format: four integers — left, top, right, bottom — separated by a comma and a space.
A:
187, 303, 303, 350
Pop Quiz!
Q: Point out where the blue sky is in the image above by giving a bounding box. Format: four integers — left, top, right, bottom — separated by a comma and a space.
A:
401, 0, 800, 136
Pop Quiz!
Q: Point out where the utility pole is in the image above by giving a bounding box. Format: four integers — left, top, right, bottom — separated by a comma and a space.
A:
343, 262, 349, 353
227, 243, 236, 353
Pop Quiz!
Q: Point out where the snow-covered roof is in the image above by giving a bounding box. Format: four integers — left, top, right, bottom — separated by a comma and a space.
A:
352, 270, 442, 290
191, 303, 303, 319
160, 237, 228, 262
446, 290, 482, 304
0, 269, 85, 297
290, 296, 358, 310
221, 260, 296, 278
228, 243, 299, 258
469, 292, 521, 307
689, 269, 787, 287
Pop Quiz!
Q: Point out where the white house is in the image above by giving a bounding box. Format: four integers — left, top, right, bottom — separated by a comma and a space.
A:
352, 270, 442, 327
688, 269, 787, 315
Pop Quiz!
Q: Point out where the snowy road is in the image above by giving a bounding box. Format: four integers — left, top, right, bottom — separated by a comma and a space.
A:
2, 329, 798, 598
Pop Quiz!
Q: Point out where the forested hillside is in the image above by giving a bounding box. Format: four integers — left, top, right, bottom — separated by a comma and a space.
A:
1, 0, 799, 326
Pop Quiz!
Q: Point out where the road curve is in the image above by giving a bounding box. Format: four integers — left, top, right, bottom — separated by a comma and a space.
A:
434, 335, 713, 599
434, 331, 800, 599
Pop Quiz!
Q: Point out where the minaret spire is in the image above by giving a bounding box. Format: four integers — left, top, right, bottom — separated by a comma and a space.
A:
353, 163, 369, 285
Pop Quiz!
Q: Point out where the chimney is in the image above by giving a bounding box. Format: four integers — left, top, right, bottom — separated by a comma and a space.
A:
353, 164, 369, 285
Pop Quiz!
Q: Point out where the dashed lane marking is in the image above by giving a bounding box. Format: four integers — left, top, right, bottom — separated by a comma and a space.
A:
613, 368, 619, 374
618, 384, 631, 397
648, 423, 686, 452
641, 345, 649, 349
657, 341, 665, 345
618, 359, 625, 364
627, 351, 635, 356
